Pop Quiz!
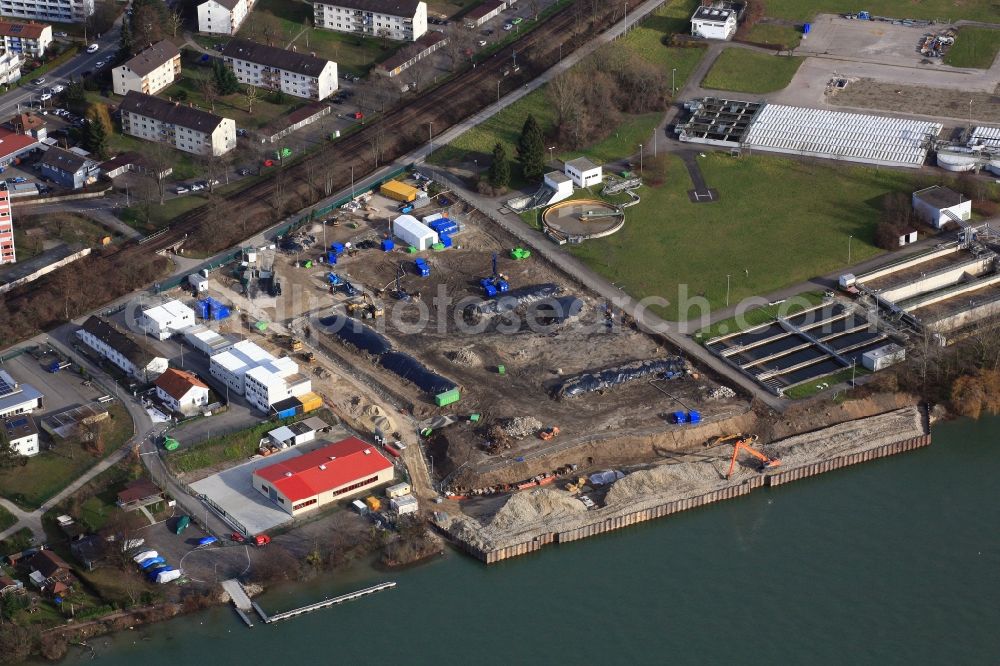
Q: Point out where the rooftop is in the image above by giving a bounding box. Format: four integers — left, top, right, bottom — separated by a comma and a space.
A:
120, 91, 226, 134
154, 368, 208, 401
545, 171, 571, 183
3, 414, 38, 441
913, 185, 966, 210
693, 4, 735, 21
0, 369, 43, 413
120, 40, 180, 77
38, 146, 93, 174
0, 20, 50, 39
254, 437, 392, 502
142, 299, 194, 325
117, 478, 163, 505
9, 112, 44, 132
222, 38, 334, 77
465, 0, 504, 20
211, 339, 276, 374
565, 157, 600, 173
318, 0, 423, 14
0, 126, 38, 159
377, 31, 446, 72
79, 316, 164, 369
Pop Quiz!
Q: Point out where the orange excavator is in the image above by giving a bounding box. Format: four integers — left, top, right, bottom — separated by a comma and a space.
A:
726, 435, 781, 479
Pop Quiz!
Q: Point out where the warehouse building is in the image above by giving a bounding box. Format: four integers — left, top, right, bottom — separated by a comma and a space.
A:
184, 325, 235, 356
222, 39, 337, 101
139, 299, 195, 340
0, 0, 92, 23
912, 186, 971, 229
263, 416, 329, 448
154, 368, 210, 415
314, 0, 427, 42
197, 0, 256, 35
76, 316, 168, 381
112, 40, 182, 97
252, 437, 394, 515
0, 369, 42, 418
119, 91, 237, 157
0, 21, 52, 57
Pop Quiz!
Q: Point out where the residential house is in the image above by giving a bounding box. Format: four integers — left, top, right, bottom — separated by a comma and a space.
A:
76, 315, 169, 381
0, 369, 43, 417
9, 112, 46, 140
119, 91, 237, 156
37, 146, 100, 189
0, 574, 24, 596
112, 40, 182, 97
0, 20, 52, 57
0, 48, 21, 85
0, 187, 13, 265
116, 477, 164, 511
69, 534, 107, 571
314, 0, 427, 42
196, 0, 256, 35
0, 126, 38, 168
3, 414, 39, 456
99, 151, 173, 180
26, 550, 73, 595
222, 38, 338, 101
0, 0, 92, 23
154, 368, 210, 414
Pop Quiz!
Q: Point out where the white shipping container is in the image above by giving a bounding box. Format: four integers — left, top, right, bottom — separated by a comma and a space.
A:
385, 482, 411, 499
390, 494, 419, 515
392, 214, 438, 251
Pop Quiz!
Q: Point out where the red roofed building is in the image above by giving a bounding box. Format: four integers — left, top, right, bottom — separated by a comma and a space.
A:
154, 368, 210, 414
0, 126, 38, 168
252, 437, 394, 515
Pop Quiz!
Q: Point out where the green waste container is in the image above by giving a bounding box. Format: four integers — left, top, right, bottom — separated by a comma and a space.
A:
497, 365, 506, 375
434, 388, 460, 407
163, 437, 179, 451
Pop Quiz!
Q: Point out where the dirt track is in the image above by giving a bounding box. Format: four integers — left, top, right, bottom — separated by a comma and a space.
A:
828, 78, 1000, 124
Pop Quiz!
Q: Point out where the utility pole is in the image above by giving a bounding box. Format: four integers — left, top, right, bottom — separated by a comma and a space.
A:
638, 143, 643, 174
672, 68, 676, 94
428, 121, 433, 150
548, 146, 555, 164
350, 165, 355, 200
496, 79, 500, 103
726, 274, 731, 307
848, 234, 853, 264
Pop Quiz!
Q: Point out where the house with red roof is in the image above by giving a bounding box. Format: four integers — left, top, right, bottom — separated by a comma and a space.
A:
252, 437, 394, 515
153, 368, 210, 415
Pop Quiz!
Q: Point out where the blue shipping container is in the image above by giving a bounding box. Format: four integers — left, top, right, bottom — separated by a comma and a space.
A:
440, 235, 452, 248
327, 251, 337, 264
687, 410, 702, 424
275, 407, 296, 419
331, 243, 345, 254
803, 22, 811, 34
381, 239, 394, 251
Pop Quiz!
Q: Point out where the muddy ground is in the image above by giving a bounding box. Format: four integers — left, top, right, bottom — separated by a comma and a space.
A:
828, 78, 1000, 124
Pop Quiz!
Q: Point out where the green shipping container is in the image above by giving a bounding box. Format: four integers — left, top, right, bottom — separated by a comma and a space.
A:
434, 388, 460, 407
174, 515, 190, 535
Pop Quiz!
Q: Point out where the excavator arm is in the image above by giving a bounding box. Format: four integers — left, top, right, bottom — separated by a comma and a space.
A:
726, 439, 780, 479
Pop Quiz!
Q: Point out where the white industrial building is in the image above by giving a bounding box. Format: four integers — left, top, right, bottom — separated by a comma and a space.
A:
197, 0, 256, 35
0, 369, 42, 418
3, 414, 39, 457
690, 3, 738, 40
244, 360, 312, 413
392, 214, 438, 250
153, 368, 211, 415
139, 300, 195, 340
390, 494, 418, 515
543, 171, 573, 204
209, 339, 274, 393
861, 344, 906, 372
120, 91, 237, 157
0, 0, 92, 23
184, 325, 235, 356
912, 186, 972, 229
314, 0, 427, 42
113, 41, 182, 97
222, 38, 338, 102
77, 316, 168, 382
564, 157, 602, 188
264, 416, 329, 448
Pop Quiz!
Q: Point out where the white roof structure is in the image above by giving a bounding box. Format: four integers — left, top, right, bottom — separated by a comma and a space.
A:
245, 357, 297, 386
742, 105, 942, 168
142, 300, 194, 325
211, 339, 273, 374
184, 325, 234, 354
970, 126, 1000, 150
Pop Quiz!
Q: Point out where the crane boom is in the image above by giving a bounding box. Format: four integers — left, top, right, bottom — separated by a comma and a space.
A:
726, 437, 780, 479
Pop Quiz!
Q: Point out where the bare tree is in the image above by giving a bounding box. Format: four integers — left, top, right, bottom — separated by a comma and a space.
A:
441, 25, 475, 71
199, 80, 218, 113
244, 84, 260, 114
304, 158, 320, 199
259, 12, 281, 46
272, 168, 288, 214
140, 141, 174, 205
166, 10, 183, 38
547, 69, 586, 127
132, 4, 163, 48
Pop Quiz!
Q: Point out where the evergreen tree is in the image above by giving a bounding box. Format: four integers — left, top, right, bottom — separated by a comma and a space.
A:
213, 60, 240, 95
118, 17, 134, 60
0, 424, 24, 469
517, 114, 545, 181
83, 107, 108, 158
488, 141, 510, 189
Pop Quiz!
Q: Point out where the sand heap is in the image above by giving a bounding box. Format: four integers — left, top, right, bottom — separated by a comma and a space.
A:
487, 488, 586, 533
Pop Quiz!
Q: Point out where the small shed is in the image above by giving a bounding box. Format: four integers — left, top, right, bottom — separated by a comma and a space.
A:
392, 214, 438, 251
543, 171, 574, 204
912, 186, 971, 229
564, 157, 603, 188
390, 494, 418, 516
862, 343, 906, 371
385, 482, 411, 499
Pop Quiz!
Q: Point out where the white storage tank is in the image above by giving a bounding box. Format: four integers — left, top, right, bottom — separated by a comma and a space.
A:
392, 214, 438, 251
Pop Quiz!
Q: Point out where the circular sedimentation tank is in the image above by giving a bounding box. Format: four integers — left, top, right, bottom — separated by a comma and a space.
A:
542, 199, 624, 241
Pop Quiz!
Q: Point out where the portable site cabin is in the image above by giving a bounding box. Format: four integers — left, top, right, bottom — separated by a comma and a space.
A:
390, 494, 418, 516
392, 214, 438, 251
380, 180, 418, 203
385, 482, 411, 499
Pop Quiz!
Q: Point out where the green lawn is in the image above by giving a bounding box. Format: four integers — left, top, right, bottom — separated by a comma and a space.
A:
426, 0, 482, 17
0, 403, 132, 509
119, 174, 266, 233
702, 48, 803, 93
944, 27, 1000, 69
0, 504, 15, 532
695, 291, 825, 341
762, 0, 998, 22
431, 0, 707, 170
168, 408, 336, 474
784, 366, 870, 399
567, 153, 928, 321
745, 23, 803, 50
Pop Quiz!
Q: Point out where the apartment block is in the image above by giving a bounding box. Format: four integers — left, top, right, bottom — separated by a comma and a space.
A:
113, 40, 181, 97
0, 0, 93, 23
0, 187, 13, 264
222, 38, 337, 101
314, 0, 427, 42
196, 0, 256, 35
0, 20, 51, 57
119, 91, 236, 156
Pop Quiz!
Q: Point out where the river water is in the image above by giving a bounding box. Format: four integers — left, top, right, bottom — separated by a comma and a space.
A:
56, 416, 1000, 665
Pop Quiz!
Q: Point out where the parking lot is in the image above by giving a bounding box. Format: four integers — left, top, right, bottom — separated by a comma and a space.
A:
2, 348, 108, 415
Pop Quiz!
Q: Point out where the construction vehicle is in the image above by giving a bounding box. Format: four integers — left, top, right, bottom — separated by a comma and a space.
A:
346, 293, 383, 320
565, 476, 588, 493
538, 426, 560, 441
290, 338, 303, 352
393, 264, 410, 301
414, 257, 430, 277
342, 281, 358, 297
480, 253, 510, 298
302, 351, 316, 363
725, 436, 780, 479
705, 433, 745, 448
327, 272, 343, 287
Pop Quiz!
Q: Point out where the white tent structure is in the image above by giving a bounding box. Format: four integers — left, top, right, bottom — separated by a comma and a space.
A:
392, 214, 438, 251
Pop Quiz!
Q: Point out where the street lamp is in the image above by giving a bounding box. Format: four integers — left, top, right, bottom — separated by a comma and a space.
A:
497, 80, 501, 103
726, 273, 731, 307
848, 234, 853, 264
638, 143, 643, 174
428, 121, 433, 150
672, 68, 676, 94
548, 146, 555, 164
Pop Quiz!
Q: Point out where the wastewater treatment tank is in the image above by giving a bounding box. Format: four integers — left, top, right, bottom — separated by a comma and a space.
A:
542, 199, 624, 241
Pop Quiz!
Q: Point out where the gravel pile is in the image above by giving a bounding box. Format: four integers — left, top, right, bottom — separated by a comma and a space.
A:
606, 464, 718, 505
488, 488, 586, 533
496, 416, 542, 440
706, 386, 736, 400
445, 348, 482, 367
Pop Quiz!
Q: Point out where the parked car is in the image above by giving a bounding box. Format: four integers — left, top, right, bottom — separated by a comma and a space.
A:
478, 39, 487, 47
55, 31, 68, 37
503, 22, 514, 30
236, 167, 251, 176
86, 43, 99, 53
174, 185, 190, 194
95, 60, 107, 68
511, 17, 523, 24
30, 77, 44, 85
189, 182, 204, 191
482, 28, 494, 35
50, 84, 64, 93
39, 93, 51, 101
236, 128, 248, 137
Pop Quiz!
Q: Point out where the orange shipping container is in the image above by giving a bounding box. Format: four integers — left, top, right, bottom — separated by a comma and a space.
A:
298, 392, 323, 413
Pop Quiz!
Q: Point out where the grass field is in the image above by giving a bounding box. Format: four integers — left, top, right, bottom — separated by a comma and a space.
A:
744, 23, 803, 50
702, 48, 803, 93
432, 0, 707, 171
944, 27, 1000, 69
784, 366, 870, 399
0, 403, 132, 509
0, 504, 14, 532
762, 0, 999, 22
567, 153, 929, 321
